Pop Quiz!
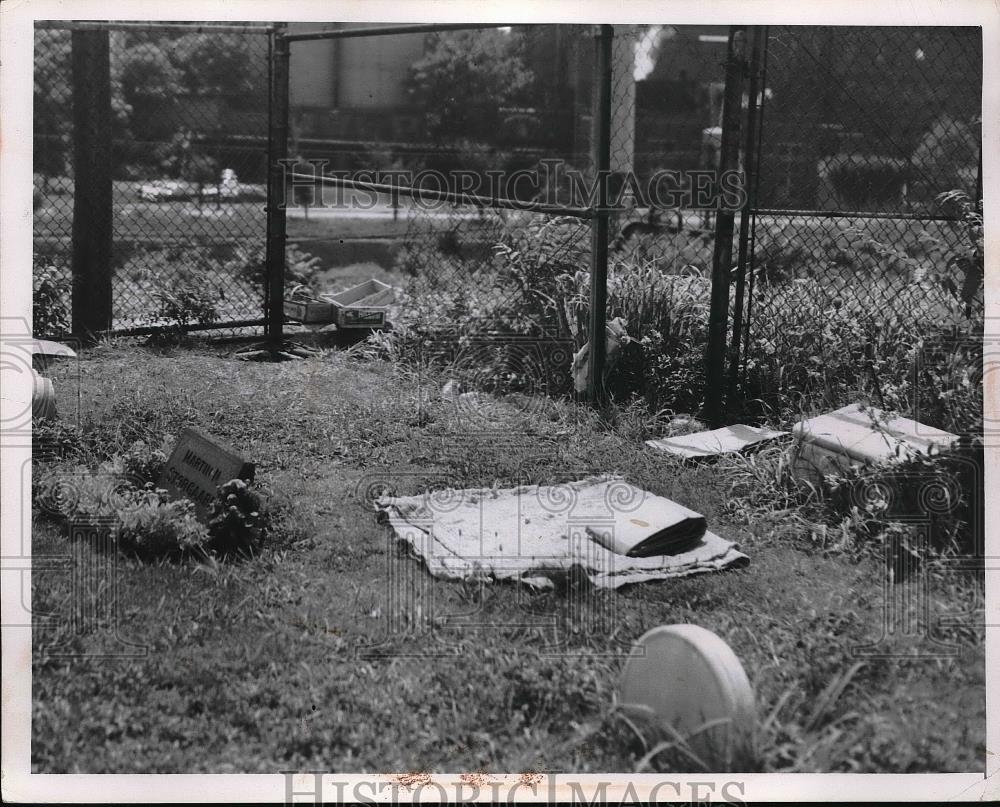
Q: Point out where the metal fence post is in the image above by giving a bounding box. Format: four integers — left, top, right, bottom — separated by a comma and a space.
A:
587, 24, 613, 408
728, 26, 764, 412
704, 26, 747, 428
70, 29, 113, 343
265, 23, 290, 346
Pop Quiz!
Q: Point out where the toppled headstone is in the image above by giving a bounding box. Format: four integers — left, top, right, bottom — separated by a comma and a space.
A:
791, 403, 958, 481
159, 428, 254, 521
619, 624, 757, 771
646, 424, 788, 459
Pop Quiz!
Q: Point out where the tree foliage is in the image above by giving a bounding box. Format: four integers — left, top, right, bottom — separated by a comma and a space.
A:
34, 28, 263, 178
120, 43, 183, 104
34, 29, 132, 176
405, 29, 536, 141
168, 33, 258, 95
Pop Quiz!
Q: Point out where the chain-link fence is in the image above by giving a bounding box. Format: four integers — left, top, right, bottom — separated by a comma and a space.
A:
282, 23, 600, 395
281, 24, 735, 406
733, 25, 983, 429
33, 21, 273, 338
33, 22, 984, 426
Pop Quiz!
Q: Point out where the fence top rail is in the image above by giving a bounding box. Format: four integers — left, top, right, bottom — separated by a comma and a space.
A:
752, 207, 966, 223
35, 20, 277, 34
283, 22, 523, 43
291, 172, 594, 219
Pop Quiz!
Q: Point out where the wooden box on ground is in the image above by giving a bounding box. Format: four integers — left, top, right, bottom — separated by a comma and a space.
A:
321, 279, 392, 329
790, 403, 959, 481
282, 296, 336, 325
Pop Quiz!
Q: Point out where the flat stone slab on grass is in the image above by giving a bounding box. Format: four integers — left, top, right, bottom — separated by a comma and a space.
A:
646, 425, 788, 458
791, 403, 959, 480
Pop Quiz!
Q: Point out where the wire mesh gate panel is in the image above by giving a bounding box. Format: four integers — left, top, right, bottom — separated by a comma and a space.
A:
284, 23, 599, 398
283, 23, 733, 409
34, 22, 981, 423
733, 26, 983, 428
33, 22, 273, 338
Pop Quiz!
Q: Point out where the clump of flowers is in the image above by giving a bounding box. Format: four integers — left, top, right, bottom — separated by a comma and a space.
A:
34, 442, 267, 560
207, 478, 263, 556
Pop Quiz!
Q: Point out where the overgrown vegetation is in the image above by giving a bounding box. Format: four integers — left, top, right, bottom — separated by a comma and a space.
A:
31, 345, 984, 773
379, 191, 983, 582
33, 256, 71, 337
389, 194, 982, 435
33, 418, 266, 560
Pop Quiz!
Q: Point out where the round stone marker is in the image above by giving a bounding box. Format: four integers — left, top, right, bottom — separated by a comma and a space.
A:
619, 624, 756, 771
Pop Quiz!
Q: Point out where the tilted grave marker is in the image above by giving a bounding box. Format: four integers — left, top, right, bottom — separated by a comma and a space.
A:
159, 428, 254, 521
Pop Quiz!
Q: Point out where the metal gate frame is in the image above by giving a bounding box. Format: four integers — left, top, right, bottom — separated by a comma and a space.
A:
38, 20, 277, 342
723, 25, 984, 422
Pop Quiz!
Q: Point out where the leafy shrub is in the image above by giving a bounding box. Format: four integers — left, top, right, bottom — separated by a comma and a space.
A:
935, 189, 984, 312
824, 438, 983, 558
144, 252, 220, 334
493, 216, 590, 340
722, 433, 981, 577
104, 439, 168, 486
33, 259, 71, 337
395, 240, 536, 339
154, 273, 219, 333
33, 465, 121, 523
395, 199, 982, 432
742, 276, 979, 429
229, 243, 322, 288
33, 420, 85, 461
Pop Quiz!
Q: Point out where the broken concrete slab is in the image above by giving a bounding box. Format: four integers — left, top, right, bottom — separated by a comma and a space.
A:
791, 403, 959, 480
29, 338, 77, 359
646, 424, 788, 459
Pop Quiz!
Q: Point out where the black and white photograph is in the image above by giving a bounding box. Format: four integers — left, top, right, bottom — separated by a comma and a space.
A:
1, 0, 995, 801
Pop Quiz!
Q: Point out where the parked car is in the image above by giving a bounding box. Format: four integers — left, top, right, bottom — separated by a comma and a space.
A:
137, 179, 200, 202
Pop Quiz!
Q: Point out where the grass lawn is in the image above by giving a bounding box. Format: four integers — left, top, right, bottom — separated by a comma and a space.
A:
30, 342, 985, 774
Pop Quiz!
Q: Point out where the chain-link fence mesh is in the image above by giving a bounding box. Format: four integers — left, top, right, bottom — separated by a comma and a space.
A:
33, 22, 984, 426
281, 24, 737, 407
33, 22, 272, 337
611, 25, 729, 233
738, 26, 983, 427
33, 26, 76, 338
283, 24, 596, 394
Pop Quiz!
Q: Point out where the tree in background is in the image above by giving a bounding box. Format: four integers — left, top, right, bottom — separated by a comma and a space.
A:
169, 33, 259, 95
405, 28, 536, 142
33, 28, 132, 182
119, 41, 183, 143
